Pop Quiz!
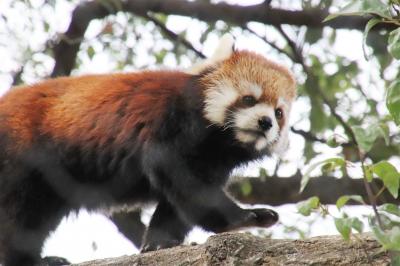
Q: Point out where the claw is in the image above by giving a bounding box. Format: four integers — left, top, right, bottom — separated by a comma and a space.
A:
252, 208, 279, 227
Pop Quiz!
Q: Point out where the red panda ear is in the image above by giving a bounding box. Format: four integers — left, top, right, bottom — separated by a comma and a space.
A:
185, 33, 235, 75
217, 33, 235, 55
231, 36, 237, 52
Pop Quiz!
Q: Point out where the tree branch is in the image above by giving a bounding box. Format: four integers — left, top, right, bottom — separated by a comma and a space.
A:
50, 0, 394, 77
290, 127, 354, 147
244, 25, 296, 62
122, 0, 394, 31
144, 13, 205, 58
228, 175, 396, 206
74, 232, 389, 266
51, 1, 119, 77
11, 66, 24, 86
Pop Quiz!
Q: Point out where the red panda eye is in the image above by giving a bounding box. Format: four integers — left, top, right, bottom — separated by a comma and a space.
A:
275, 108, 283, 120
242, 95, 257, 107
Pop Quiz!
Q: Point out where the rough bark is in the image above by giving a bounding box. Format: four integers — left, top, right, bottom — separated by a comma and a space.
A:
73, 232, 389, 266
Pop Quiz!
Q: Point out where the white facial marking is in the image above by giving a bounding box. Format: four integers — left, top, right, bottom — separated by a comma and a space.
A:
271, 97, 291, 156
234, 103, 280, 146
236, 131, 257, 143
240, 81, 262, 99
271, 122, 289, 156
255, 138, 268, 151
278, 97, 288, 109
234, 103, 274, 131
204, 81, 238, 124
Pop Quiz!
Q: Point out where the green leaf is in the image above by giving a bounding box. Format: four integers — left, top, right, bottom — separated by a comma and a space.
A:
377, 123, 390, 145
335, 217, 352, 241
372, 224, 391, 247
362, 18, 381, 60
326, 135, 340, 148
372, 225, 400, 251
300, 158, 345, 192
297, 196, 320, 216
305, 28, 323, 43
365, 166, 374, 182
391, 255, 400, 266
87, 46, 95, 60
44, 21, 50, 32
388, 28, 400, 59
351, 217, 364, 233
155, 49, 167, 64
379, 203, 400, 217
387, 80, 400, 125
336, 195, 365, 210
352, 123, 387, 152
371, 161, 400, 198
259, 168, 268, 179
321, 162, 335, 174
240, 180, 252, 196
324, 0, 391, 22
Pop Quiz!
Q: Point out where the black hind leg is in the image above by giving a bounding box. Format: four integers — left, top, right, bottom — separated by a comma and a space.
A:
141, 199, 192, 252
1, 168, 66, 266
111, 209, 146, 249
4, 230, 48, 266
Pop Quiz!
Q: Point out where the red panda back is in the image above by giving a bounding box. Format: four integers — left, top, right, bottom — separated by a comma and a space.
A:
0, 71, 191, 152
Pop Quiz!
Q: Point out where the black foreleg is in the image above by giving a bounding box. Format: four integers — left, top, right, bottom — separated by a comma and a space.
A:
141, 199, 192, 252
143, 146, 278, 239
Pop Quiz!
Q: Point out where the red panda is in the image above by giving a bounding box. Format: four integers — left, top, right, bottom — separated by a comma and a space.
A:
0, 35, 296, 266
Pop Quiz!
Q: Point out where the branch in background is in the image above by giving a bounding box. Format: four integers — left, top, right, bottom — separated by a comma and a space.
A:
291, 127, 327, 143
11, 66, 24, 86
274, 25, 357, 144
228, 175, 395, 206
290, 127, 354, 148
244, 25, 296, 62
122, 0, 394, 31
273, 24, 385, 226
49, 0, 395, 78
275, 25, 304, 63
51, 1, 118, 77
144, 14, 205, 59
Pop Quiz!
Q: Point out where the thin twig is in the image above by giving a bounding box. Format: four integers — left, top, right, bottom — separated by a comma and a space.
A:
291, 127, 353, 147
360, 155, 383, 228
244, 25, 296, 62
11, 66, 24, 86
291, 127, 326, 143
374, 186, 386, 200
275, 25, 357, 144
144, 13, 206, 59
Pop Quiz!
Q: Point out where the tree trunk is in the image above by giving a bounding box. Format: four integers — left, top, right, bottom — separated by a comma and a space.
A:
74, 232, 389, 266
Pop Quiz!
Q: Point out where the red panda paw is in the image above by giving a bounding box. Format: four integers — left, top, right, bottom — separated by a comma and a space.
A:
141, 239, 182, 253
248, 208, 279, 228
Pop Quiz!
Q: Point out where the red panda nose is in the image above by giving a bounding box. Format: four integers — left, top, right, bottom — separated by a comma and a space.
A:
258, 116, 272, 131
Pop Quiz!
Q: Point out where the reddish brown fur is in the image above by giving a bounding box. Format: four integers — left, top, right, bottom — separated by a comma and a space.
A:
201, 50, 296, 102
0, 71, 191, 152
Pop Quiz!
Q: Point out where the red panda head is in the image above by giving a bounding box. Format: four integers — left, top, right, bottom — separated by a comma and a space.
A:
195, 35, 296, 154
